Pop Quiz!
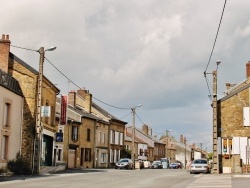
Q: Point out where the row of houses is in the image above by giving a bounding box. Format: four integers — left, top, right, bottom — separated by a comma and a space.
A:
0, 34, 205, 174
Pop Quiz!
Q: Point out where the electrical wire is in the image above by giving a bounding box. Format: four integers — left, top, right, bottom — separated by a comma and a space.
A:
204, 0, 227, 102
135, 112, 145, 125
10, 44, 37, 52
119, 111, 132, 120
45, 57, 130, 110
9, 43, 131, 110
204, 0, 227, 73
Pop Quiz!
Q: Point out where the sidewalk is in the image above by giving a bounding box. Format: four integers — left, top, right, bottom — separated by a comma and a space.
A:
0, 168, 112, 182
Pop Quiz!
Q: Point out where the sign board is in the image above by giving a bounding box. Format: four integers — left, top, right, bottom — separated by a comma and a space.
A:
41, 106, 51, 117
60, 95, 68, 125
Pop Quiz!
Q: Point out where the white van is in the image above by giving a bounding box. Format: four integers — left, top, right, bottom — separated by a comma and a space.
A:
160, 158, 170, 169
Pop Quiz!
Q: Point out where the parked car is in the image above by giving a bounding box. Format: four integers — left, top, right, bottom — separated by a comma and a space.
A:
115, 158, 134, 169
150, 161, 163, 169
190, 159, 211, 174
169, 163, 180, 169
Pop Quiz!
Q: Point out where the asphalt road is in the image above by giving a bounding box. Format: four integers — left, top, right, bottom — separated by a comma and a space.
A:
0, 168, 250, 188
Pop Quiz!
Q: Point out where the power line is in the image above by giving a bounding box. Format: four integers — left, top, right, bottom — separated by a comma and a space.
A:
10, 44, 37, 52
45, 57, 131, 110
10, 44, 131, 110
204, 0, 227, 73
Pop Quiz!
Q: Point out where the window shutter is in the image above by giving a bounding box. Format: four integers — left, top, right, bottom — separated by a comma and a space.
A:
243, 107, 250, 126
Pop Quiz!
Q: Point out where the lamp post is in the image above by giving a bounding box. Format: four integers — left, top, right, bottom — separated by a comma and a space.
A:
131, 104, 142, 167
34, 46, 56, 174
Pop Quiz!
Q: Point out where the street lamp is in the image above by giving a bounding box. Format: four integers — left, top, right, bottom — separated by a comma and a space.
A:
131, 104, 142, 167
34, 46, 56, 174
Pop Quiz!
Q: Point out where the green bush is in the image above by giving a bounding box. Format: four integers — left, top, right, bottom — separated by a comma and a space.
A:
7, 153, 31, 175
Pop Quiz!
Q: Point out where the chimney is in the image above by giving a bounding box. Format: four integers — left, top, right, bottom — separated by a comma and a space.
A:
68, 91, 76, 106
0, 34, 11, 73
180, 135, 183, 143
77, 89, 92, 113
142, 124, 149, 135
246, 61, 250, 79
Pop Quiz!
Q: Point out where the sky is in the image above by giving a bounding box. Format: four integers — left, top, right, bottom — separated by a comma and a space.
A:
1, 0, 250, 152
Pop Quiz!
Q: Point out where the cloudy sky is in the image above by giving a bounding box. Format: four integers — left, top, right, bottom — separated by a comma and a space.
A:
1, 0, 250, 151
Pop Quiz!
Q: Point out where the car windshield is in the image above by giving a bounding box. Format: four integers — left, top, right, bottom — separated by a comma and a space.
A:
193, 160, 207, 164
153, 161, 161, 164
119, 159, 129, 163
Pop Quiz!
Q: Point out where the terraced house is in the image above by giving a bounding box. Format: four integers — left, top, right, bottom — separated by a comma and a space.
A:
0, 69, 23, 169
0, 34, 60, 173
55, 89, 127, 169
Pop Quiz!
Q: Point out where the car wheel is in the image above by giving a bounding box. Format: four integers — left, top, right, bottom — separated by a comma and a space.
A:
190, 171, 193, 174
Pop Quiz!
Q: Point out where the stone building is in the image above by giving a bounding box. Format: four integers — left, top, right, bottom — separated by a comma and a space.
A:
217, 62, 250, 173
0, 34, 59, 173
0, 69, 23, 168
55, 89, 126, 169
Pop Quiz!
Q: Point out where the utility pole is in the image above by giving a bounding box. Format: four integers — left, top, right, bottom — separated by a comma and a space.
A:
131, 104, 142, 167
184, 138, 187, 169
34, 46, 56, 174
212, 60, 221, 174
131, 108, 135, 165
205, 60, 220, 174
165, 130, 172, 159
34, 47, 45, 174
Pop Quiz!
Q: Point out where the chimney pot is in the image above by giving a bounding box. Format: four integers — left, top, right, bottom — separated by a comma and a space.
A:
246, 61, 250, 78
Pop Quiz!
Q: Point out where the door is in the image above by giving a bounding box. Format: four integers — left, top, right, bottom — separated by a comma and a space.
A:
68, 149, 75, 168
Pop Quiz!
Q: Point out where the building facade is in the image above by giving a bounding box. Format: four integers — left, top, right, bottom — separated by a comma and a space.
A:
217, 62, 250, 173
0, 69, 23, 168
0, 34, 60, 173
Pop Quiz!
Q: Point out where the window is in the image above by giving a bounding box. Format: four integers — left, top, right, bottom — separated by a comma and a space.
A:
87, 129, 91, 141
1, 136, 9, 160
140, 149, 143, 156
101, 153, 106, 163
223, 138, 232, 153
102, 132, 105, 144
3, 103, 10, 127
120, 132, 123, 145
98, 131, 101, 143
51, 105, 55, 126
72, 126, 78, 141
84, 148, 91, 161
115, 131, 119, 145
125, 145, 130, 150
45, 101, 49, 124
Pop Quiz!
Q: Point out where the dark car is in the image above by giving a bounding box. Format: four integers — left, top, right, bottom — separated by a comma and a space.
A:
115, 158, 134, 169
169, 163, 179, 169
150, 161, 163, 169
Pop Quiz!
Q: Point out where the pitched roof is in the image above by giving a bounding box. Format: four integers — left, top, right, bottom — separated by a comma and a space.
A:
0, 69, 23, 96
92, 102, 127, 125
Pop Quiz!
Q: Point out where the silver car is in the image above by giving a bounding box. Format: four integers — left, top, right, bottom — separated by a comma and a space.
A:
190, 159, 211, 174
115, 158, 134, 169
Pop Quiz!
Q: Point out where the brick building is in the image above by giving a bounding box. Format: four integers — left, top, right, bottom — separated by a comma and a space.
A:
217, 62, 250, 173
0, 34, 59, 173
